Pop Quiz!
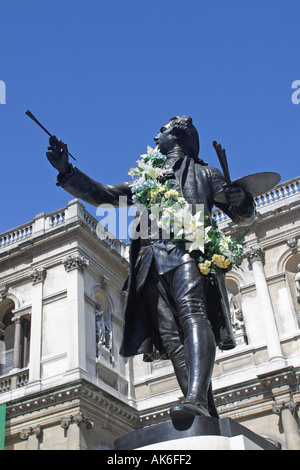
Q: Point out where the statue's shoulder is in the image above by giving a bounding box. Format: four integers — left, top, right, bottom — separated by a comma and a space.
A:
195, 163, 223, 178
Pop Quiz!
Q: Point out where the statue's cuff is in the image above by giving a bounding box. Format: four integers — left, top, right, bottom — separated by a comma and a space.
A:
56, 163, 75, 187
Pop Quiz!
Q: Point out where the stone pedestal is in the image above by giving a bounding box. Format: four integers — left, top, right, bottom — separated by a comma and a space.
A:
114, 417, 279, 451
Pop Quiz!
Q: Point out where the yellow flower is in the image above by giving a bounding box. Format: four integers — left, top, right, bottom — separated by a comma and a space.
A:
198, 262, 211, 275
212, 254, 231, 269
165, 189, 179, 199
150, 189, 158, 198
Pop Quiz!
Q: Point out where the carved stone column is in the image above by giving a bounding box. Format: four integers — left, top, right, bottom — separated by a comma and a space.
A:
272, 400, 300, 450
246, 244, 284, 362
28, 267, 47, 383
12, 316, 22, 370
62, 254, 89, 372
0, 321, 5, 371
20, 425, 42, 450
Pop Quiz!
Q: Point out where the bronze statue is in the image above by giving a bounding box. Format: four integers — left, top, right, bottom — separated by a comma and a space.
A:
46, 116, 256, 420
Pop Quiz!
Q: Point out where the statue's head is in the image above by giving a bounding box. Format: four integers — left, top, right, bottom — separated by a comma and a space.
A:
154, 116, 200, 159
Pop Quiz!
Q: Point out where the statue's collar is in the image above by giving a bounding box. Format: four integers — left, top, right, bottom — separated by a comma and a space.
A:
163, 156, 184, 172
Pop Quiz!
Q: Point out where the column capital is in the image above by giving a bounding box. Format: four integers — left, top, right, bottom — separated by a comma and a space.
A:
20, 425, 42, 440
272, 400, 298, 415
11, 315, 22, 324
28, 267, 47, 285
62, 254, 89, 273
73, 412, 94, 429
60, 412, 94, 430
245, 244, 264, 264
60, 416, 73, 430
272, 401, 284, 415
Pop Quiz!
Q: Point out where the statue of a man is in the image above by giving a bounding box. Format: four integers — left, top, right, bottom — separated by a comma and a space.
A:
46, 116, 255, 419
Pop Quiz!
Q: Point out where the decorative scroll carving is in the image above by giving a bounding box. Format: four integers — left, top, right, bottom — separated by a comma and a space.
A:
272, 400, 297, 415
60, 413, 94, 430
0, 283, 8, 300
98, 275, 109, 289
20, 425, 42, 440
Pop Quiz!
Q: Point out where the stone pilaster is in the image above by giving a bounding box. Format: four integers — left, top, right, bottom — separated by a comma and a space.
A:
20, 425, 42, 450
11, 316, 22, 370
28, 266, 47, 383
62, 254, 89, 372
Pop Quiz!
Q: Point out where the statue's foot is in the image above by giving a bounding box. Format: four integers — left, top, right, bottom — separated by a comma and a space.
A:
170, 401, 210, 420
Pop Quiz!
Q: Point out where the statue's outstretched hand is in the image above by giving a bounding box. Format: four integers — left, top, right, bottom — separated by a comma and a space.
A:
46, 136, 69, 174
225, 185, 246, 207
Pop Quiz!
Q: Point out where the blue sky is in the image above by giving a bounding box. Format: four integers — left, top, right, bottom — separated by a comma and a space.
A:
0, 0, 299, 235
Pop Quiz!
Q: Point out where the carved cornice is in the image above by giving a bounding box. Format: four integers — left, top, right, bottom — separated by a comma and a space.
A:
215, 367, 300, 408
6, 379, 138, 426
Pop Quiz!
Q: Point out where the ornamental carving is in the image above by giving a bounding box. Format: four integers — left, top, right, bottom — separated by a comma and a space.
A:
62, 254, 89, 272
20, 425, 42, 440
245, 244, 264, 264
60, 413, 94, 430
272, 400, 297, 415
0, 283, 8, 300
28, 267, 47, 284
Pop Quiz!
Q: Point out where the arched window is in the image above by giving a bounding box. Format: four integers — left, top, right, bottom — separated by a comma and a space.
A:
0, 299, 31, 376
0, 299, 15, 375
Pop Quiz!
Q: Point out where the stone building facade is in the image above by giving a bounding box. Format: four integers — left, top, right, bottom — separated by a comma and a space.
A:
0, 176, 299, 450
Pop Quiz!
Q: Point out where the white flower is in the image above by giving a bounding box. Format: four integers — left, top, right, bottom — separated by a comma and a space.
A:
188, 231, 205, 252
176, 206, 204, 241
137, 160, 164, 180
128, 167, 141, 178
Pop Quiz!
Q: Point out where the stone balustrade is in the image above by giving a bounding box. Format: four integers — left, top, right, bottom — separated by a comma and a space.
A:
0, 177, 298, 255
0, 368, 29, 393
0, 199, 129, 260
213, 176, 300, 227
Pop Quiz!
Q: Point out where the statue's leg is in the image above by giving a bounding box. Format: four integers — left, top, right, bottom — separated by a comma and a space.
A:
208, 381, 219, 418
172, 315, 215, 419
166, 262, 217, 419
141, 267, 188, 397
141, 261, 218, 419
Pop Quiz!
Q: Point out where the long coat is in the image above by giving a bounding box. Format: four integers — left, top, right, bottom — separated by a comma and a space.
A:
58, 156, 255, 357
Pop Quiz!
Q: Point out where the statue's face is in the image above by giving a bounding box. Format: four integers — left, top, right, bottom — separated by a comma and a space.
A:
154, 120, 177, 155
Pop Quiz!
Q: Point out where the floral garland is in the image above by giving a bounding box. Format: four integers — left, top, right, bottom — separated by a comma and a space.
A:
128, 146, 244, 281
